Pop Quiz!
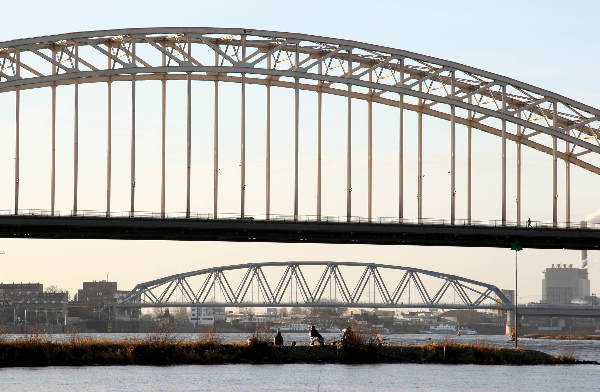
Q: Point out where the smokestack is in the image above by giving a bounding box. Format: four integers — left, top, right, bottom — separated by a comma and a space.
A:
581, 220, 589, 269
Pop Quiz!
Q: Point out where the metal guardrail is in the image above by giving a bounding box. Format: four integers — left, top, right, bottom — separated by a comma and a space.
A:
1, 208, 598, 230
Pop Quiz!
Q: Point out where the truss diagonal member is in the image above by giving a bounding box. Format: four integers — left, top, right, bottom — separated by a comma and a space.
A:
2, 54, 43, 77
90, 43, 132, 68
179, 278, 197, 303
391, 271, 410, 303
405, 67, 446, 90
250, 41, 290, 66
197, 35, 240, 66
163, 279, 182, 303
169, 42, 203, 66
146, 39, 188, 65
256, 267, 275, 303
431, 280, 452, 304
313, 264, 331, 301
411, 272, 432, 304
117, 41, 150, 67
452, 281, 472, 306
460, 283, 501, 306
300, 47, 344, 73
215, 271, 235, 303
144, 289, 160, 304
352, 266, 370, 302
273, 265, 292, 303
372, 267, 392, 303
294, 265, 314, 303
157, 280, 175, 302
314, 265, 334, 303
200, 272, 221, 303
31, 49, 74, 73
508, 97, 547, 116
472, 288, 493, 306
561, 116, 600, 133
234, 267, 252, 302
331, 265, 352, 303
195, 271, 214, 303
354, 56, 398, 79
237, 268, 256, 303
458, 81, 496, 101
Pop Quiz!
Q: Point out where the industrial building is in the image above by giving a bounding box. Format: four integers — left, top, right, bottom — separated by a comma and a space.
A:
542, 264, 590, 305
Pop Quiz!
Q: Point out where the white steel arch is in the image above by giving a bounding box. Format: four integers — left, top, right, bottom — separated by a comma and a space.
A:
1, 27, 599, 226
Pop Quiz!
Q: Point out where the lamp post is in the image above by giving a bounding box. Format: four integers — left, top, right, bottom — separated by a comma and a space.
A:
511, 240, 523, 348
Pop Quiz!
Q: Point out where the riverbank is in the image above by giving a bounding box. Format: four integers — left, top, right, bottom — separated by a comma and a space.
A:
524, 334, 600, 341
0, 336, 593, 367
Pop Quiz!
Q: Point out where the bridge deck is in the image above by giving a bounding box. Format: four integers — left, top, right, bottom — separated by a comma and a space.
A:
1, 215, 598, 249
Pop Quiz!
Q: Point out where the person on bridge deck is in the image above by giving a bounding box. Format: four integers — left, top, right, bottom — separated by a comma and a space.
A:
274, 329, 284, 346
310, 325, 324, 346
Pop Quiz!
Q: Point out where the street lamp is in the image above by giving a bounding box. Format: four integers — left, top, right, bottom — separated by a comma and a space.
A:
511, 240, 523, 348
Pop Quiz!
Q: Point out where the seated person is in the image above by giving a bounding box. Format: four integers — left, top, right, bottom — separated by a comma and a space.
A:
309, 325, 324, 346
274, 329, 284, 346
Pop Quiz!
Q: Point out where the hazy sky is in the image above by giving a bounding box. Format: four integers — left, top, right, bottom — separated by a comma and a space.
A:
1, 1, 600, 303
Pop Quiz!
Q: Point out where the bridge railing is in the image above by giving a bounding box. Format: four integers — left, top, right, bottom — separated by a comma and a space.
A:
1, 209, 598, 230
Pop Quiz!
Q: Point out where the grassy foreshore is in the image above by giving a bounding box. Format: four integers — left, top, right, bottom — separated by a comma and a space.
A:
524, 334, 600, 341
0, 335, 593, 367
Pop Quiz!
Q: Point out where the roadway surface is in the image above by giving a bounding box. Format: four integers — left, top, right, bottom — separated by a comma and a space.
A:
1, 214, 599, 249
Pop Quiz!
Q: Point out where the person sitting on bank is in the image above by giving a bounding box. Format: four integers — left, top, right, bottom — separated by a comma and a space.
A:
310, 325, 324, 346
274, 329, 284, 346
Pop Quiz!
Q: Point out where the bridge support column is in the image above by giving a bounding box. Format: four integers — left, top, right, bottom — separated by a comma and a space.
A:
214, 53, 219, 220
398, 59, 404, 221
130, 74, 136, 217
317, 63, 322, 221
501, 85, 506, 226
51, 50, 56, 216
505, 309, 515, 336
73, 78, 79, 216
14, 63, 20, 215
552, 101, 558, 227
417, 83, 423, 223
294, 46, 299, 221
265, 57, 271, 220
186, 71, 192, 218
368, 72, 373, 222
516, 115, 521, 226
346, 51, 353, 222
347, 85, 352, 222
450, 71, 456, 225
565, 141, 570, 226
467, 97, 472, 225
107, 76, 112, 218
240, 36, 246, 219
161, 53, 166, 219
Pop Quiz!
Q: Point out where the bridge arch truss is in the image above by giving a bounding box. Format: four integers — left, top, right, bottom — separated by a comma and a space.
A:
1, 27, 599, 226
116, 261, 512, 310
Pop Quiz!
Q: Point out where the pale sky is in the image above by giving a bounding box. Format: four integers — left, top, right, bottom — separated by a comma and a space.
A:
1, 0, 600, 303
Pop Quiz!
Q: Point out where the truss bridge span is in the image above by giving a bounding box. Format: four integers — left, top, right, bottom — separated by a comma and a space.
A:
115, 261, 512, 311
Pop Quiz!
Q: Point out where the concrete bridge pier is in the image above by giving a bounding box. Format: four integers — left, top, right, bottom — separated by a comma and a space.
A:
505, 310, 514, 336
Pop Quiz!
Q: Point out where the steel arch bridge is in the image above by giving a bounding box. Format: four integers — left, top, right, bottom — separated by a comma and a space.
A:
115, 261, 512, 310
1, 27, 600, 248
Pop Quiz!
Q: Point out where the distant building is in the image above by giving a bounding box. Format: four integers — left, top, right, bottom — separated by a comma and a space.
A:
189, 307, 226, 326
72, 281, 139, 320
0, 283, 68, 326
542, 265, 590, 304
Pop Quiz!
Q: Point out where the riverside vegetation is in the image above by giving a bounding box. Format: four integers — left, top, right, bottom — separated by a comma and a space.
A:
0, 329, 594, 367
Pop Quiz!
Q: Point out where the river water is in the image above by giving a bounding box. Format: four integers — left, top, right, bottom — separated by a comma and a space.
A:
1, 333, 599, 391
